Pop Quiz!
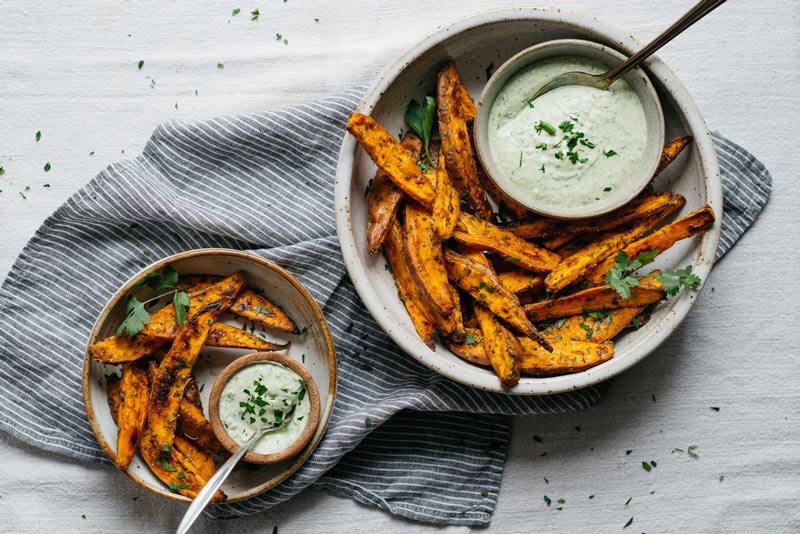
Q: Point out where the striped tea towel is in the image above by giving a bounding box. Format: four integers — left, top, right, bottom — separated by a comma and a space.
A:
0, 89, 771, 526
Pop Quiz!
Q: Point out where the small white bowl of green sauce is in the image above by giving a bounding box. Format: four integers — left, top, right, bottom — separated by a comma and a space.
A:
209, 352, 320, 465
474, 39, 665, 219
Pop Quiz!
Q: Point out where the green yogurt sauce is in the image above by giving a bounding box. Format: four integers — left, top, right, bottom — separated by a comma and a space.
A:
218, 361, 310, 455
488, 56, 647, 207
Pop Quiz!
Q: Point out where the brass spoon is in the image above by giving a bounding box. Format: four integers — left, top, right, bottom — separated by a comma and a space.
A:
529, 0, 727, 101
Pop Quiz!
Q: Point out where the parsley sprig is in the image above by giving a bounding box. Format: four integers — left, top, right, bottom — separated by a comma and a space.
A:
116, 266, 190, 337
405, 96, 436, 169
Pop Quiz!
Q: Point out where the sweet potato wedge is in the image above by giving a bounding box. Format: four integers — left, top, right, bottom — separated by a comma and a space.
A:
655, 135, 692, 177
229, 289, 299, 334
146, 273, 244, 454
437, 62, 492, 219
508, 218, 560, 239
518, 337, 614, 376
432, 152, 461, 241
385, 220, 465, 343
525, 274, 665, 321
585, 205, 716, 284
90, 335, 167, 364
542, 306, 645, 343
447, 328, 490, 367
139, 427, 223, 502
366, 133, 423, 254
498, 270, 544, 295
383, 220, 437, 348
405, 201, 456, 316
177, 401, 227, 456
544, 216, 664, 293
444, 249, 551, 350
114, 360, 150, 469
347, 113, 435, 208
107, 373, 122, 422
174, 433, 217, 482
474, 305, 520, 388
453, 214, 562, 273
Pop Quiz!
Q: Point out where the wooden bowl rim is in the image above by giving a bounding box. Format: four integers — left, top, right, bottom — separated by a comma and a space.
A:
208, 352, 321, 464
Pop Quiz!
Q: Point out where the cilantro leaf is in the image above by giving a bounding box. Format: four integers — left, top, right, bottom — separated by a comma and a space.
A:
116, 295, 151, 337
604, 250, 660, 299
656, 265, 702, 296
405, 96, 436, 166
137, 266, 179, 290
173, 291, 190, 327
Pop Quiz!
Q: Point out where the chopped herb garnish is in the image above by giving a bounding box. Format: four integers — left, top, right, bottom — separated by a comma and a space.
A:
478, 281, 495, 294
299, 326, 309, 337
519, 151, 523, 168
626, 449, 633, 455
623, 516, 633, 528
35, 130, 41, 142
250, 8, 259, 20
539, 164, 546, 173
255, 304, 273, 316
535, 142, 547, 150
0, 167, 4, 175
625, 497, 632, 506
557, 498, 566, 504
604, 186, 612, 192
384, 263, 392, 273
687, 445, 699, 459
481, 489, 489, 497
138, 60, 144, 70
534, 121, 556, 136
603, 149, 618, 158
527, 101, 535, 109
544, 477, 549, 484
364, 417, 372, 427
217, 63, 224, 69
232, 8, 240, 16
710, 406, 720, 412
169, 481, 190, 493
43, 162, 51, 172
642, 461, 652, 472
544, 495, 552, 506
405, 96, 436, 167
578, 322, 593, 340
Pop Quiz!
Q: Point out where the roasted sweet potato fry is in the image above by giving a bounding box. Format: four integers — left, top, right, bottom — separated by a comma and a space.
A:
544, 216, 665, 293
437, 62, 492, 219
432, 152, 461, 240
347, 113, 435, 208
90, 335, 167, 364
146, 273, 244, 455
178, 401, 227, 456
366, 133, 423, 254
525, 274, 665, 321
405, 201, 456, 316
138, 427, 223, 502
107, 373, 122, 422
385, 220, 464, 343
383, 220, 437, 347
114, 360, 150, 469
454, 214, 562, 273
229, 289, 299, 334
542, 306, 645, 343
447, 328, 490, 366
174, 434, 216, 482
655, 135, 692, 176
498, 270, 544, 295
514, 193, 685, 241
518, 337, 614, 376
585, 205, 716, 284
444, 249, 551, 350
474, 305, 520, 388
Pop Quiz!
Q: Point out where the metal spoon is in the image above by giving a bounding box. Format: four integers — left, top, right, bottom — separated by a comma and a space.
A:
529, 0, 727, 101
176, 404, 298, 534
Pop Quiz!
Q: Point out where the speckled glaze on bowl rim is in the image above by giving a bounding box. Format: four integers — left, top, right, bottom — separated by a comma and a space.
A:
82, 249, 337, 503
334, 7, 722, 395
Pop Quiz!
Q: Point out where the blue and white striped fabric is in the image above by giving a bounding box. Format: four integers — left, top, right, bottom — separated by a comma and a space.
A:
0, 89, 770, 526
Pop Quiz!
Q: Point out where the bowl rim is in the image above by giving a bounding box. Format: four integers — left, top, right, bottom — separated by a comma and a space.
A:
207, 351, 321, 464
334, 7, 723, 395
472, 37, 665, 219
82, 248, 338, 502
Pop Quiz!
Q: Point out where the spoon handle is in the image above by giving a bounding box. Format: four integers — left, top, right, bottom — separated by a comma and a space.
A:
176, 430, 261, 534
605, 0, 727, 85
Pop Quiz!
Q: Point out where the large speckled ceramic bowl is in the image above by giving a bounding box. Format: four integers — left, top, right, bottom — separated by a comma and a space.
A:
334, 8, 722, 395
83, 249, 337, 502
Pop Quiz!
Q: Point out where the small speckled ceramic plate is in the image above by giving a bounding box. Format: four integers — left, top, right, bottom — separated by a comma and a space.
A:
83, 249, 337, 502
334, 8, 722, 395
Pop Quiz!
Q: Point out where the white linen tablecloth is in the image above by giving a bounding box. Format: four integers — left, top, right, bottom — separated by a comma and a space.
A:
0, 1, 797, 532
